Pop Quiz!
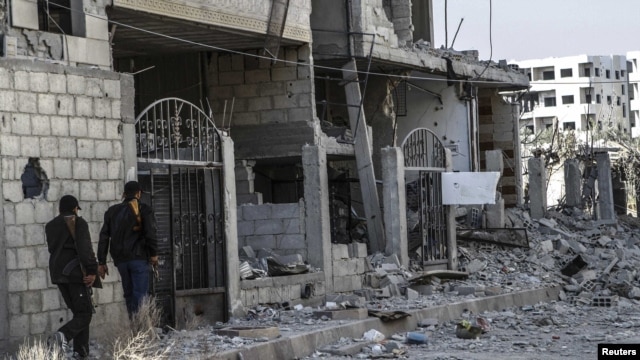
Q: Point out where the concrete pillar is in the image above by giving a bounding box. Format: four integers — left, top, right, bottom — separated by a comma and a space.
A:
485, 150, 504, 227
596, 152, 616, 221
221, 136, 243, 318
381, 147, 408, 267
564, 159, 582, 208
445, 149, 458, 270
485, 150, 504, 175
302, 145, 333, 293
528, 157, 547, 219
0, 154, 7, 351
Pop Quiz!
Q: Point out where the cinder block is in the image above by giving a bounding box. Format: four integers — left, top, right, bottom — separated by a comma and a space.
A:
349, 242, 368, 258
312, 307, 367, 320
8, 270, 28, 292
271, 203, 299, 219
242, 204, 271, 220
30, 312, 49, 334
95, 141, 114, 159
236, 180, 254, 194
457, 286, 476, 296
48, 73, 66, 93
94, 98, 112, 118
21, 136, 40, 157
97, 181, 116, 201
69, 117, 89, 137
79, 181, 98, 201
72, 160, 90, 179
332, 244, 349, 260
10, 314, 29, 338
254, 219, 284, 235
16, 203, 36, 225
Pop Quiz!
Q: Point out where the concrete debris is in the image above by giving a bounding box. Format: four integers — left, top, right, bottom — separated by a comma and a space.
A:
238, 246, 310, 279
139, 206, 640, 359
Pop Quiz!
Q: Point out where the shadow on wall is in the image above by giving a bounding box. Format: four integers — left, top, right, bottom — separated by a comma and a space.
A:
21, 157, 49, 200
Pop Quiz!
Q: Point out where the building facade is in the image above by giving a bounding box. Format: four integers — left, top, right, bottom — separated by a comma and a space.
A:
627, 51, 640, 137
515, 55, 630, 134
1, 0, 529, 352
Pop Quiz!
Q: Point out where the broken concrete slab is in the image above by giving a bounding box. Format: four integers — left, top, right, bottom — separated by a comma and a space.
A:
312, 308, 368, 320
216, 326, 280, 339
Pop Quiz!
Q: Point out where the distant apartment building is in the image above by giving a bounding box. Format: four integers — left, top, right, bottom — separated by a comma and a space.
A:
514, 55, 631, 135
628, 51, 640, 137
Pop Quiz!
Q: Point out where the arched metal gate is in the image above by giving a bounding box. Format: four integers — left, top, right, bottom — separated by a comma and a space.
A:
402, 128, 448, 269
135, 98, 227, 328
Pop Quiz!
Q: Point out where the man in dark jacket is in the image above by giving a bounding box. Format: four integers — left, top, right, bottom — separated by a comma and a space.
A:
45, 195, 97, 358
98, 181, 158, 318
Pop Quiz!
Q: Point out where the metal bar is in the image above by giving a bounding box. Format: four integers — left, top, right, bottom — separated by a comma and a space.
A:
186, 168, 194, 289
137, 158, 224, 167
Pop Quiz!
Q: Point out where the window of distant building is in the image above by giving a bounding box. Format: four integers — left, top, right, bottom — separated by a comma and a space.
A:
560, 68, 573, 78
595, 68, 600, 77
526, 125, 534, 133
562, 95, 574, 104
617, 96, 621, 106
621, 70, 626, 77
607, 95, 612, 105
584, 68, 591, 77
544, 97, 556, 107
615, 70, 620, 79
622, 85, 625, 95
606, 69, 611, 78
564, 122, 576, 130
585, 94, 592, 103
623, 103, 627, 117
596, 94, 601, 104
542, 71, 555, 80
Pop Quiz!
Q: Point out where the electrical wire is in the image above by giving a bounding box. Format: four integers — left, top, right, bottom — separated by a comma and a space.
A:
44, 0, 522, 86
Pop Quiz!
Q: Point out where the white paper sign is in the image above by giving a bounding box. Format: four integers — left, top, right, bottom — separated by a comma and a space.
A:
442, 172, 500, 205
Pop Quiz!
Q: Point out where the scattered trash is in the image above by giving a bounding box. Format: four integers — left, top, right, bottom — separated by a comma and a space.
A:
363, 329, 385, 342
405, 331, 428, 344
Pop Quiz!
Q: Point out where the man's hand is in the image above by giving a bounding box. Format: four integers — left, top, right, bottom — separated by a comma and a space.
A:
149, 256, 159, 266
98, 264, 109, 279
83, 274, 96, 287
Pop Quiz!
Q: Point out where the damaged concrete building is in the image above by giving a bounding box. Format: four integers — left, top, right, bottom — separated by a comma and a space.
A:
0, 0, 528, 351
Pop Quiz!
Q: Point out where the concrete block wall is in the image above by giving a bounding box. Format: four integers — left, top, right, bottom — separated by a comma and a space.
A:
206, 46, 317, 159
207, 46, 314, 128
0, 59, 131, 348
237, 200, 307, 258
7, 0, 112, 69
478, 89, 522, 207
240, 272, 325, 308
331, 243, 368, 293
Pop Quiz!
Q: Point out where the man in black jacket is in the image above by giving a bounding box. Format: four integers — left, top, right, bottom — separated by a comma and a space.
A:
98, 181, 158, 318
45, 195, 97, 358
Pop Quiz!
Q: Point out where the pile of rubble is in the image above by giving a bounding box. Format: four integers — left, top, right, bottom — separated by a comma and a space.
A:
139, 207, 640, 359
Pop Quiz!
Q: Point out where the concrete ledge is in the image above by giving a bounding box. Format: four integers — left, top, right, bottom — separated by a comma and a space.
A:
213, 285, 562, 360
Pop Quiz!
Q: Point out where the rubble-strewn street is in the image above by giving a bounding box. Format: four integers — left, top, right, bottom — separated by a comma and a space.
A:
81, 206, 640, 359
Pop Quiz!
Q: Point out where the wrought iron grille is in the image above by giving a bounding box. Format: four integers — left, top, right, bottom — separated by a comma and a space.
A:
402, 128, 448, 268
402, 128, 445, 169
135, 98, 222, 164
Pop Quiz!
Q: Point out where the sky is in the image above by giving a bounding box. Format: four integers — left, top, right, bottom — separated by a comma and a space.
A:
431, 0, 640, 62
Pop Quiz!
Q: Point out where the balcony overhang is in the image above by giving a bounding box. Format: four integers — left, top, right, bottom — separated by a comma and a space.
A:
109, 0, 310, 57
